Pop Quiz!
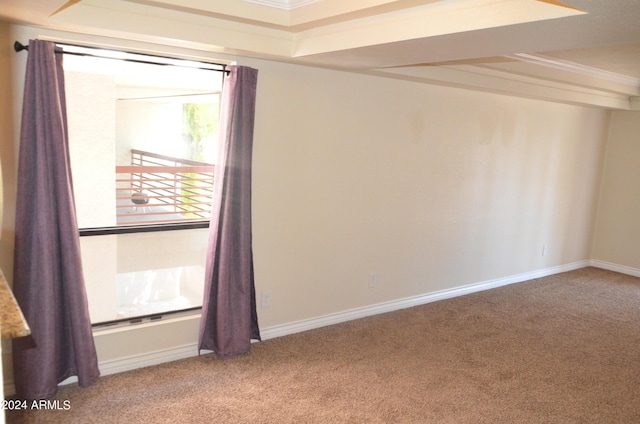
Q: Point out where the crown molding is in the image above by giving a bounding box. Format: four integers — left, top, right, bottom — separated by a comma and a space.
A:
508, 53, 640, 88
242, 0, 323, 10
373, 63, 631, 110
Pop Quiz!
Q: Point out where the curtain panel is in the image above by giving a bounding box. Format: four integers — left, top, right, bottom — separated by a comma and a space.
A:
12, 39, 100, 400
199, 65, 261, 357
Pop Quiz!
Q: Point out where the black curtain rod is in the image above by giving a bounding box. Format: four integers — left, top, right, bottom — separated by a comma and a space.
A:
13, 41, 28, 52
13, 41, 229, 74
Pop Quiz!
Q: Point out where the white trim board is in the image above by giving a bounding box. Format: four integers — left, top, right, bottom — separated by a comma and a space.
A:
29, 344, 200, 391
261, 260, 640, 340
508, 53, 640, 88
589, 259, 640, 278
261, 260, 589, 339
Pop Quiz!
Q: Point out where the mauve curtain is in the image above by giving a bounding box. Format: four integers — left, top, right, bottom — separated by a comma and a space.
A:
199, 65, 261, 357
12, 39, 100, 400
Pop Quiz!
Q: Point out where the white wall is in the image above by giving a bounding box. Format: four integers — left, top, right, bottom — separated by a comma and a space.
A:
5, 24, 614, 391
66, 71, 117, 228
116, 101, 185, 164
248, 59, 609, 328
592, 111, 640, 272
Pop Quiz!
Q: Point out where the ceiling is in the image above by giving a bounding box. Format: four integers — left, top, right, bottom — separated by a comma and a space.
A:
2, 0, 640, 109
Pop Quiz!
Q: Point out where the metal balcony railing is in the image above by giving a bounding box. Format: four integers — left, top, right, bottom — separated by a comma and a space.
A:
116, 149, 215, 225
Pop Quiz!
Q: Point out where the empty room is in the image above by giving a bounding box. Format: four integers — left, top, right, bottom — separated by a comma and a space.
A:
1, 0, 639, 422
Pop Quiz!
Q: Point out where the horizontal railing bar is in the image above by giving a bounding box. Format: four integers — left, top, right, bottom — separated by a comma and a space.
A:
120, 176, 214, 181
116, 189, 213, 195
116, 182, 213, 188
117, 173, 214, 178
116, 194, 212, 200
117, 188, 211, 192
117, 188, 212, 195
116, 201, 212, 207
117, 165, 214, 173
117, 210, 210, 217
131, 149, 214, 167
117, 196, 211, 206
117, 197, 212, 204
116, 203, 212, 210
129, 165, 213, 175
116, 208, 211, 214
129, 161, 211, 170
116, 180, 214, 186
117, 174, 214, 180
117, 196, 212, 202
116, 196, 212, 202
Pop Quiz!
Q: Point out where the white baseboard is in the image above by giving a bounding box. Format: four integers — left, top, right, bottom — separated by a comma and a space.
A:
261, 260, 589, 340
81, 261, 591, 379
4, 259, 610, 396
589, 259, 640, 277
50, 344, 200, 389
98, 343, 198, 377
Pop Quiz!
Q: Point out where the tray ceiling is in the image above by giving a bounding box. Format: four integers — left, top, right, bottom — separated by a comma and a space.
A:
2, 0, 639, 109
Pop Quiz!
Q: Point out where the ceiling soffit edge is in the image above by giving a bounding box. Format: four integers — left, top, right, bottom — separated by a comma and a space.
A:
291, 0, 585, 57
371, 65, 632, 110
509, 53, 640, 88
241, 0, 322, 11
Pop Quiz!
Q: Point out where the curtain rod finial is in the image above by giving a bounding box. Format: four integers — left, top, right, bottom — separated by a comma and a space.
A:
14, 41, 28, 52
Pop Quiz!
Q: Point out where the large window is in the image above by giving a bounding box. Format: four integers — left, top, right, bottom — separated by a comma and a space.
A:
62, 45, 226, 325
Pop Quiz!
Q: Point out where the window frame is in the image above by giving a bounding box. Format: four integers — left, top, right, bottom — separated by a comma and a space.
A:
61, 44, 227, 326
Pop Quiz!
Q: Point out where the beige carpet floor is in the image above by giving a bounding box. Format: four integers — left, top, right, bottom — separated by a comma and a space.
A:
7, 267, 640, 423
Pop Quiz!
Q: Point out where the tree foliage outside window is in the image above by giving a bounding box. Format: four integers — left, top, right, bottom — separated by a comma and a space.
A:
180, 102, 220, 217
182, 103, 220, 162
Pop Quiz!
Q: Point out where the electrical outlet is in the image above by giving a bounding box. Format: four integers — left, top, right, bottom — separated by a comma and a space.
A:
261, 291, 272, 308
369, 274, 379, 288
542, 244, 549, 256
